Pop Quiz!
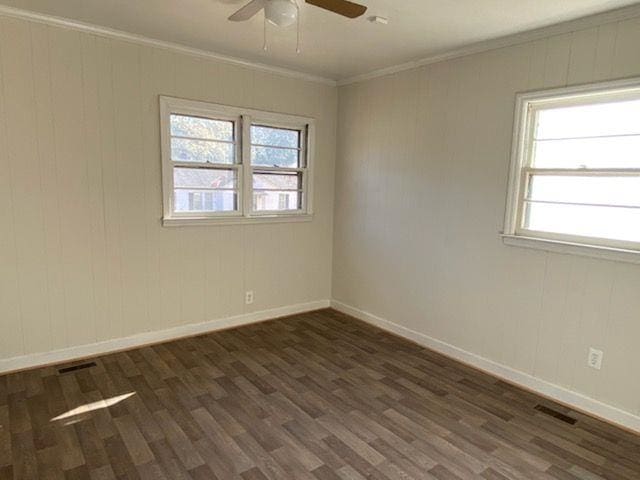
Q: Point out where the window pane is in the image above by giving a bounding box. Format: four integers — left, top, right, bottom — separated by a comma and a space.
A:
253, 172, 301, 190
170, 114, 233, 141
253, 191, 301, 211
174, 190, 237, 213
535, 99, 640, 139
524, 202, 640, 243
174, 167, 237, 189
532, 136, 640, 169
528, 175, 640, 207
251, 125, 299, 148
171, 138, 234, 164
251, 146, 299, 167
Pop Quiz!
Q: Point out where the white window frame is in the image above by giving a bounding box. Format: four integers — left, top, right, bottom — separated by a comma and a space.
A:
247, 119, 310, 217
502, 77, 640, 264
160, 96, 314, 226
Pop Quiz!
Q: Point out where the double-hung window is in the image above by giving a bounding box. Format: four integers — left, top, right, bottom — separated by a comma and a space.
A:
160, 96, 314, 226
503, 78, 640, 262
251, 124, 306, 213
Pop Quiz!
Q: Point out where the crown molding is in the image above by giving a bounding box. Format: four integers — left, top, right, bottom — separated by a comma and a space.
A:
337, 3, 640, 86
0, 4, 337, 87
2, 3, 640, 90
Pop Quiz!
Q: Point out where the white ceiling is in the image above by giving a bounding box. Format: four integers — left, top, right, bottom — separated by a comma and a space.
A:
1, 0, 638, 81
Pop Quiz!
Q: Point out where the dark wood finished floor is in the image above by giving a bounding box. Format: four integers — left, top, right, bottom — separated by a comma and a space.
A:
1, 309, 639, 480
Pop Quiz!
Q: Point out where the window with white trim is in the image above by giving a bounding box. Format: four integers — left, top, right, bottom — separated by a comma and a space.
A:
160, 96, 314, 226
251, 124, 306, 213
504, 79, 640, 258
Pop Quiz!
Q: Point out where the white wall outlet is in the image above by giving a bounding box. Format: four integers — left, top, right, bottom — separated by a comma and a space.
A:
588, 347, 603, 370
245, 290, 254, 305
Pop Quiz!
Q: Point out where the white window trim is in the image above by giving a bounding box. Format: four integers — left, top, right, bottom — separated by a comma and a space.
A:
160, 96, 315, 226
502, 77, 640, 264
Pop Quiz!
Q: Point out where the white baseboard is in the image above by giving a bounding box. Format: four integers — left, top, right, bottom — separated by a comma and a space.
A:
330, 299, 640, 434
0, 300, 330, 374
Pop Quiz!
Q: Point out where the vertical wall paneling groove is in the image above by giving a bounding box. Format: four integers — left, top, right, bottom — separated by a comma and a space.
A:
138, 45, 159, 335
2, 18, 51, 355
49, 26, 96, 348
0, 16, 337, 366
155, 49, 183, 331
95, 35, 124, 342
30, 23, 57, 353
81, 33, 106, 346
333, 16, 640, 419
0, 18, 24, 358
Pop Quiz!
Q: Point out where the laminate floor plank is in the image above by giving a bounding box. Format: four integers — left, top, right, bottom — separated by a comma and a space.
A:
1, 309, 638, 479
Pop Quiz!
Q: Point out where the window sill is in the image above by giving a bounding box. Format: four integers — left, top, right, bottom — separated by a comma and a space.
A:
501, 234, 640, 264
162, 214, 313, 227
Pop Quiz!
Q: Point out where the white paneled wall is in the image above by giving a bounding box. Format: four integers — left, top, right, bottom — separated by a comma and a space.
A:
0, 16, 336, 360
333, 16, 640, 417
2, 5, 640, 428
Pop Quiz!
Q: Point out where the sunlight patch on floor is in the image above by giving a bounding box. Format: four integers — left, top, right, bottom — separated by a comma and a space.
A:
50, 392, 136, 422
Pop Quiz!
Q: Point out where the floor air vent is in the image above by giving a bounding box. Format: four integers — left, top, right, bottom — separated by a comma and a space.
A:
58, 361, 97, 374
534, 404, 577, 425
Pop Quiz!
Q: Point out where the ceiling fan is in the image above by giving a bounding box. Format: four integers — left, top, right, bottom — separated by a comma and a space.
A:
229, 0, 367, 27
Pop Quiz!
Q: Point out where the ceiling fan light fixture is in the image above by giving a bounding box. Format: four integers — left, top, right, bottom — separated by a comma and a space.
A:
264, 0, 298, 27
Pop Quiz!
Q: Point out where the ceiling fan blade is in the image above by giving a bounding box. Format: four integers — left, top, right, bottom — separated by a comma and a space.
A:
228, 0, 267, 21
305, 0, 367, 18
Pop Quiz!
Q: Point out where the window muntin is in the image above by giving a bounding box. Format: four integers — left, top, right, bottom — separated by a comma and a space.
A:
168, 113, 239, 216
171, 138, 235, 164
532, 136, 640, 169
173, 168, 238, 213
534, 99, 640, 139
526, 175, 640, 207
160, 97, 313, 224
170, 114, 235, 165
250, 124, 306, 213
523, 202, 640, 243
505, 81, 640, 252
251, 125, 299, 149
170, 114, 234, 141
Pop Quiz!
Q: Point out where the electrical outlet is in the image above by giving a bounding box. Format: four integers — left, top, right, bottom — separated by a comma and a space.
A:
245, 290, 254, 305
588, 347, 603, 370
